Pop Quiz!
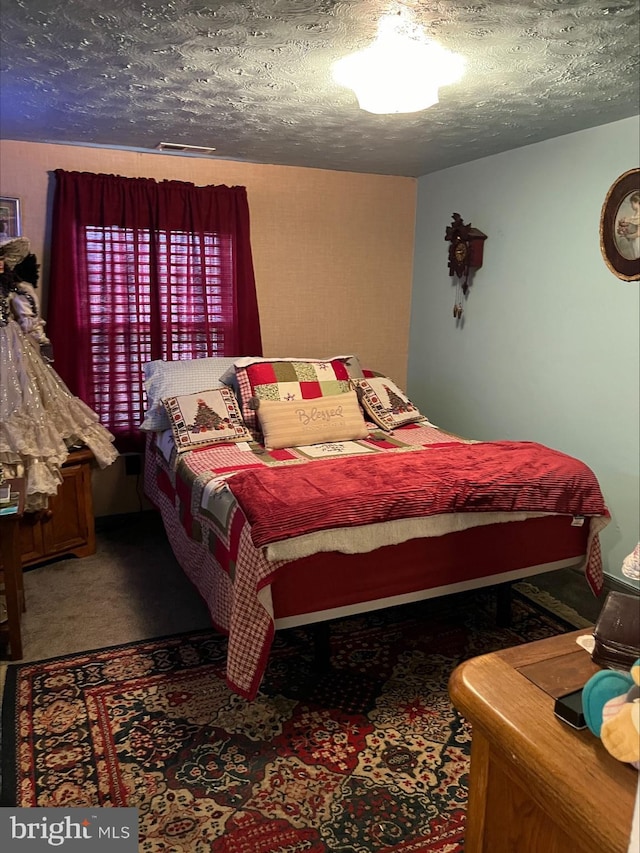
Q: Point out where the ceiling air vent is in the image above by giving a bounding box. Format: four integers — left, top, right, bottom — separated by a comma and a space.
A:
156, 142, 217, 155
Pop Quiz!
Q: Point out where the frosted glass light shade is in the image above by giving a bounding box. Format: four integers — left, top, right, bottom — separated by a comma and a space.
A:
332, 16, 465, 114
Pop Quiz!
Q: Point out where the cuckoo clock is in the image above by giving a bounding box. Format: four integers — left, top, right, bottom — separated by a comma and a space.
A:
444, 213, 487, 318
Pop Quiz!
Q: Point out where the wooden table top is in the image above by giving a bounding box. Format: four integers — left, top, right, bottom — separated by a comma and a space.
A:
449, 629, 637, 853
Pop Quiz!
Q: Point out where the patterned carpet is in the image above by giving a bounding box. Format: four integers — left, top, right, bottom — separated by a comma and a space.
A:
1, 588, 579, 852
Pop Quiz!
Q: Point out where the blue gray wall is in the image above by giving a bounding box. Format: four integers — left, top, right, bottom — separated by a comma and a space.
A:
408, 116, 639, 586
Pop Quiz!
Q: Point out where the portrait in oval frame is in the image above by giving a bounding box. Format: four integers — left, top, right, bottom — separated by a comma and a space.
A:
600, 168, 640, 282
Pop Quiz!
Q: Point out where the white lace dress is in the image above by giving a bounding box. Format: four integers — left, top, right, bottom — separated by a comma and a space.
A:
0, 276, 118, 511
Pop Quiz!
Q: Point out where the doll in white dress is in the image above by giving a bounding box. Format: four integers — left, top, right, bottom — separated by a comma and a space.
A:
0, 237, 118, 511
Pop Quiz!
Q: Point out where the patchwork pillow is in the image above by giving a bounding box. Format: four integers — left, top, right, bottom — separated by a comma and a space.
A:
257, 390, 368, 450
162, 386, 252, 451
354, 376, 425, 431
140, 356, 241, 432
230, 357, 355, 436
219, 354, 363, 390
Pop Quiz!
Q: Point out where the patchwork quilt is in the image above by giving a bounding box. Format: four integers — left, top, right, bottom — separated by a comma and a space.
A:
146, 423, 609, 699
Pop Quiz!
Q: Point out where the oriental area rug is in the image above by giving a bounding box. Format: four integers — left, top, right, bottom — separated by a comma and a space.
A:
1, 589, 581, 852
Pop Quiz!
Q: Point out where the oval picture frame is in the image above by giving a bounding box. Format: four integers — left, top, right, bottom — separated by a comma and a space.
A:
599, 168, 640, 282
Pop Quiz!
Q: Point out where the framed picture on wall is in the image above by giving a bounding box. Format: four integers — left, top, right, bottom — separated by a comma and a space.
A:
600, 168, 640, 282
0, 196, 22, 241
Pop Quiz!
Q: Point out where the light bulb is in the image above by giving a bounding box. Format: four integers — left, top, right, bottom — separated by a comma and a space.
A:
332, 15, 465, 114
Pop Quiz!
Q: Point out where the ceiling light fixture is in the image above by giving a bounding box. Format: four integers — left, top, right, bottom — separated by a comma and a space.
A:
332, 13, 466, 114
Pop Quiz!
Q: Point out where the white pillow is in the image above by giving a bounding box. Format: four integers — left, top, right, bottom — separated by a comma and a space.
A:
140, 356, 240, 432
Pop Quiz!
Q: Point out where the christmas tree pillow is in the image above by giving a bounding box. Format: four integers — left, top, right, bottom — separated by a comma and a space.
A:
353, 377, 426, 431
163, 386, 252, 451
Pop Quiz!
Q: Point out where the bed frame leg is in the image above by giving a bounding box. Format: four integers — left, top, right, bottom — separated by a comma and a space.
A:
310, 621, 332, 672
495, 582, 513, 627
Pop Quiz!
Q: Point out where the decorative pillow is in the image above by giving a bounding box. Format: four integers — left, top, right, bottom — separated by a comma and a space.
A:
162, 386, 252, 451
219, 354, 363, 390
228, 357, 356, 436
141, 356, 241, 432
257, 390, 368, 450
354, 376, 425, 431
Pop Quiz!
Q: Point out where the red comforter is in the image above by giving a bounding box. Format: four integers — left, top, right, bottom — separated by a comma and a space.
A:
228, 440, 609, 549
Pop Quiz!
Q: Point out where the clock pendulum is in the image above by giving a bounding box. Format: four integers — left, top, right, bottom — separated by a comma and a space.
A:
453, 239, 468, 318
453, 274, 464, 319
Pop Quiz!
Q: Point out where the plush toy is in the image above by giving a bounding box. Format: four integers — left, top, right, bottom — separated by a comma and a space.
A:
583, 658, 640, 768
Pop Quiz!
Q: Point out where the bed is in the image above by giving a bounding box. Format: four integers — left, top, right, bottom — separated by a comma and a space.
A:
141, 354, 610, 700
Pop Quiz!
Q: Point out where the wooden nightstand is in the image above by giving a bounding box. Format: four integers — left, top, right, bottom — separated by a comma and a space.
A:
0, 478, 26, 659
19, 447, 96, 568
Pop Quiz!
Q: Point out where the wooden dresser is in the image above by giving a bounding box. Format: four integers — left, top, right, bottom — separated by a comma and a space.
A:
18, 447, 96, 567
449, 629, 637, 853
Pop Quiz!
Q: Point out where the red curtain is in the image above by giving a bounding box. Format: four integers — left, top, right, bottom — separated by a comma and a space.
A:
47, 170, 262, 451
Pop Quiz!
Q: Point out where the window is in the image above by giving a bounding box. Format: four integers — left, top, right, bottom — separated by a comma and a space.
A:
48, 171, 262, 452
84, 226, 234, 438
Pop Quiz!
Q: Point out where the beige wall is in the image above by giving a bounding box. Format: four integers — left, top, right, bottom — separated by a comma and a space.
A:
0, 140, 417, 515
0, 141, 416, 378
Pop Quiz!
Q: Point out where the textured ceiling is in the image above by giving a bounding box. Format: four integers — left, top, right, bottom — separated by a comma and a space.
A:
0, 0, 638, 177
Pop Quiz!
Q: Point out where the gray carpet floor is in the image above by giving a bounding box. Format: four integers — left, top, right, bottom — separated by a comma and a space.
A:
4, 512, 212, 665
2, 510, 606, 667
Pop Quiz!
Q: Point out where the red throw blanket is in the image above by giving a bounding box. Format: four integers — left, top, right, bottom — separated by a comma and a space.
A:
227, 441, 609, 548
